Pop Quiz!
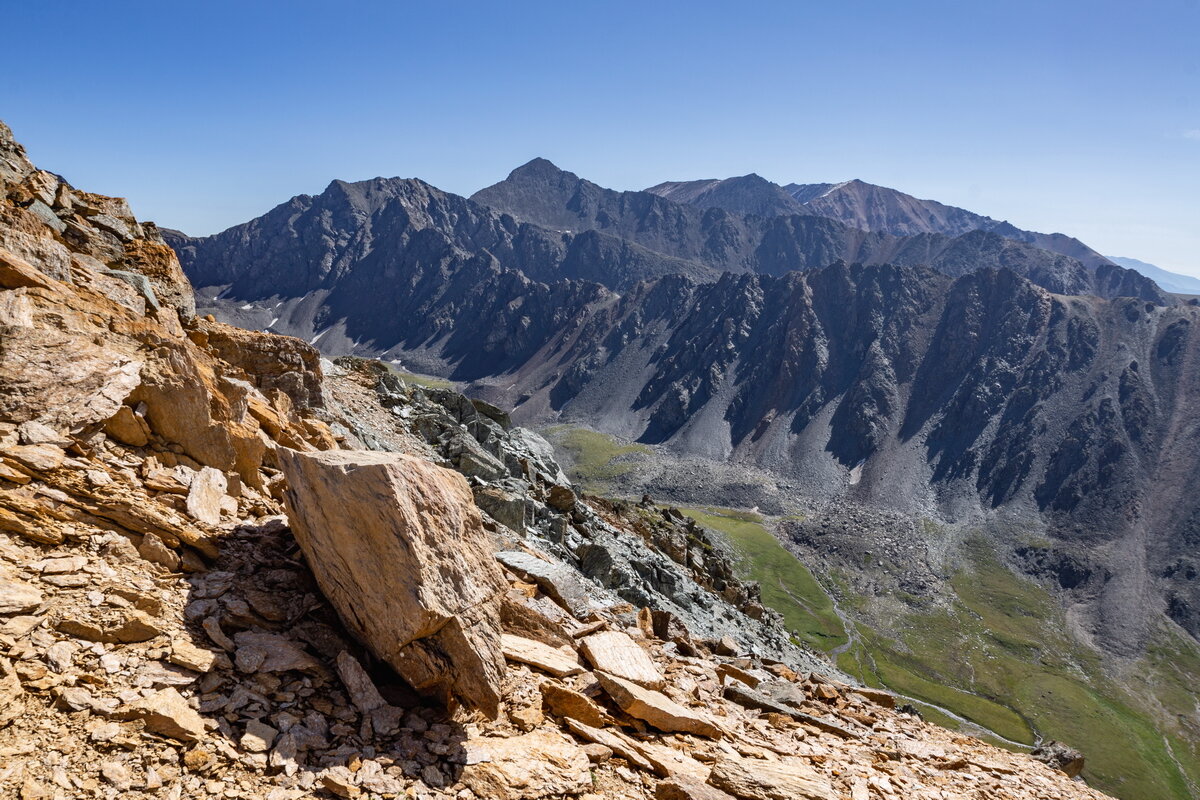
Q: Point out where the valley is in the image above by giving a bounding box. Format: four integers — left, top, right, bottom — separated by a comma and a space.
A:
542, 421, 1200, 798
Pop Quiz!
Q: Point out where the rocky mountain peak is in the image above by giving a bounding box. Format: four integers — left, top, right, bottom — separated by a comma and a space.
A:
505, 156, 576, 183
646, 173, 804, 219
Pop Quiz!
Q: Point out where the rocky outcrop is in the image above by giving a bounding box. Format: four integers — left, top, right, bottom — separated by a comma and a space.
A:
0, 120, 333, 493
328, 358, 819, 668
278, 449, 508, 716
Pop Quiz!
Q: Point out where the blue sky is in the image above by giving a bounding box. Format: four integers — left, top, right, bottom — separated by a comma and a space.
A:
5, 0, 1199, 275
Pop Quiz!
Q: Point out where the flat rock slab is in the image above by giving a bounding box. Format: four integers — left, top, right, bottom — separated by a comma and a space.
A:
723, 683, 863, 740
461, 730, 591, 800
562, 717, 656, 773
0, 572, 43, 615
848, 685, 896, 709
596, 671, 722, 739
185, 466, 227, 526
501, 634, 583, 677
115, 687, 206, 742
580, 630, 664, 689
708, 755, 837, 800
632, 738, 712, 781
233, 630, 321, 674
496, 550, 595, 619
657, 777, 737, 800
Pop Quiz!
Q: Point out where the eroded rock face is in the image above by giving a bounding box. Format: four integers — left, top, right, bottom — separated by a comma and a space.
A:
0, 119, 331, 490
277, 448, 508, 715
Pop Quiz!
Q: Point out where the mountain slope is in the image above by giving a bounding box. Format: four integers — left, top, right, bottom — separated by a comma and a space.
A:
478, 160, 1163, 301
785, 178, 1117, 269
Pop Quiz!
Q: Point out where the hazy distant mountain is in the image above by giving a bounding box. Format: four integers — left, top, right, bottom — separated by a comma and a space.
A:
478, 160, 1161, 301
1109, 256, 1200, 295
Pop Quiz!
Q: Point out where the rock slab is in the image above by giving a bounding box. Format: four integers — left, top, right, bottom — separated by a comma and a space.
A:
707, 756, 837, 800
461, 730, 591, 800
596, 671, 722, 739
580, 630, 665, 689
501, 634, 583, 677
278, 449, 507, 716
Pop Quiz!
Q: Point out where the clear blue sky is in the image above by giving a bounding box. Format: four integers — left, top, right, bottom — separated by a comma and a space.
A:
5, 1, 1198, 275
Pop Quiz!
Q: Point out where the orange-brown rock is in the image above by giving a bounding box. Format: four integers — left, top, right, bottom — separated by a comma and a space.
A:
1, 118, 331, 490
278, 449, 508, 716
707, 755, 837, 800
460, 730, 591, 800
596, 671, 723, 739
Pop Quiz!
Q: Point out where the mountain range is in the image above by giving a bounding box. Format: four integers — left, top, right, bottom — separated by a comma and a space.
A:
648, 174, 1115, 270
167, 159, 1200, 656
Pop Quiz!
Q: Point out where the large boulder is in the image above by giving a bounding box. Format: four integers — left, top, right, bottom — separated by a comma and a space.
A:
278, 449, 508, 716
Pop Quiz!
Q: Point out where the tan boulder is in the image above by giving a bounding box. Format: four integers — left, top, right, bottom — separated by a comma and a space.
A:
56, 609, 164, 643
185, 466, 228, 526
104, 404, 150, 447
168, 641, 218, 673
461, 730, 591, 800
657, 777, 737, 800
541, 681, 608, 727
562, 717, 656, 772
232, 630, 321, 674
3, 443, 65, 474
0, 568, 43, 615
278, 449, 508, 716
138, 532, 181, 570
115, 687, 206, 742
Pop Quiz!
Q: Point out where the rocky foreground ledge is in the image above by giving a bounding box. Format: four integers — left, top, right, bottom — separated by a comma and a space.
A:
0, 117, 1102, 799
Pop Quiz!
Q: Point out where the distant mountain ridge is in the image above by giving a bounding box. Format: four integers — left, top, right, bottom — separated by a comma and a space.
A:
478, 160, 1162, 302
647, 174, 1117, 272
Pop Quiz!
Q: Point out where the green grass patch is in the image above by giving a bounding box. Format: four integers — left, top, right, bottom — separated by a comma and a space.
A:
846, 623, 1036, 745
676, 506, 848, 653
542, 427, 651, 493
388, 368, 455, 390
